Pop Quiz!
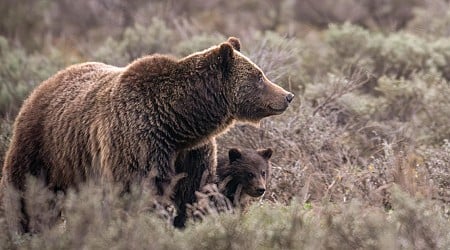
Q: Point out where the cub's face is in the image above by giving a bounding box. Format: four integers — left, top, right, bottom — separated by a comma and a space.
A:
227, 148, 272, 197
215, 37, 294, 122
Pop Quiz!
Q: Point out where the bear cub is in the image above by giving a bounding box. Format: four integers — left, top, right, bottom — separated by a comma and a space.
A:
216, 147, 272, 206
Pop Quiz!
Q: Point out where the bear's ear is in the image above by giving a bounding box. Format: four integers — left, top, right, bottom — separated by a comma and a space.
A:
227, 37, 241, 51
228, 148, 242, 163
258, 148, 273, 160
218, 42, 234, 74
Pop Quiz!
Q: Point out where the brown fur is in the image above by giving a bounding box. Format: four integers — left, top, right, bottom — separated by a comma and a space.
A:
172, 140, 217, 227
217, 148, 272, 207
0, 37, 292, 232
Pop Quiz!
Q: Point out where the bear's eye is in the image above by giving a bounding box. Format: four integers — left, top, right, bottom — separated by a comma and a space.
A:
247, 173, 255, 179
261, 171, 266, 177
258, 75, 264, 84
254, 75, 265, 89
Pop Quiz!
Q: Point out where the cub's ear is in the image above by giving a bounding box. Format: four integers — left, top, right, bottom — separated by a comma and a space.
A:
227, 37, 241, 51
218, 42, 234, 75
228, 148, 242, 163
258, 148, 273, 160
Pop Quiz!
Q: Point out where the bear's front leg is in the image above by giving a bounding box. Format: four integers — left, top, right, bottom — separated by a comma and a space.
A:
153, 152, 177, 196
126, 139, 177, 197
173, 139, 217, 228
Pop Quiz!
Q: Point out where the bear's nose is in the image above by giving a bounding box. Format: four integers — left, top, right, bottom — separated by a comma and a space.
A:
256, 188, 266, 195
286, 93, 294, 103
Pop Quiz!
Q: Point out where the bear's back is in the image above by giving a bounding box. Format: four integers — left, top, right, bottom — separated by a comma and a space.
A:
10, 62, 125, 187
26, 62, 122, 109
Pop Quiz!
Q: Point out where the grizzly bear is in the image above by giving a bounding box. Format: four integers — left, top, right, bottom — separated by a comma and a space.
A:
0, 37, 293, 232
217, 148, 272, 207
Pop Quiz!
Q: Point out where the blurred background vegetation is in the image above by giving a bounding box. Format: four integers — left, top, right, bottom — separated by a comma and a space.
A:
0, 0, 449, 249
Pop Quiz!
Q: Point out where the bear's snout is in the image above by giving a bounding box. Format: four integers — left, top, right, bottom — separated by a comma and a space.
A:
255, 188, 266, 196
247, 177, 267, 197
263, 80, 294, 115
286, 93, 294, 103
247, 184, 266, 197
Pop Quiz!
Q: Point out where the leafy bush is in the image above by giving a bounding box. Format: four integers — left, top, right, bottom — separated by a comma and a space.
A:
324, 23, 450, 81
424, 140, 450, 204
0, 119, 12, 176
246, 31, 304, 91
0, 36, 78, 117
0, 0, 51, 50
93, 19, 178, 66
408, 0, 450, 38
1, 181, 448, 249
0, 37, 37, 117
294, 0, 421, 31
174, 33, 226, 57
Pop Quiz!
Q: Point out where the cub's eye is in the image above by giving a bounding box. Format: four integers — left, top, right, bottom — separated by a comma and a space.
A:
247, 173, 255, 179
261, 171, 266, 177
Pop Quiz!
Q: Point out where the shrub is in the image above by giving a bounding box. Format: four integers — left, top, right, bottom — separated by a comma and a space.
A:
174, 33, 225, 57
325, 23, 450, 81
93, 19, 178, 66
294, 0, 421, 31
0, 119, 12, 177
245, 31, 304, 91
377, 32, 430, 78
424, 140, 450, 205
0, 37, 36, 117
0, 0, 51, 50
0, 36, 78, 117
430, 38, 450, 80
2, 182, 448, 250
325, 23, 374, 60
408, 0, 450, 38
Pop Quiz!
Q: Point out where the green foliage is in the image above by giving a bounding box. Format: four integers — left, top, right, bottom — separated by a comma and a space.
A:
326, 23, 374, 60
325, 23, 450, 80
93, 19, 177, 66
0, 118, 12, 177
2, 182, 448, 249
389, 185, 450, 249
378, 32, 430, 77
294, 0, 420, 31
424, 140, 450, 203
0, 36, 78, 117
0, 0, 51, 50
319, 24, 450, 145
246, 31, 304, 91
175, 33, 226, 57
0, 36, 35, 116
407, 0, 450, 38
430, 38, 450, 79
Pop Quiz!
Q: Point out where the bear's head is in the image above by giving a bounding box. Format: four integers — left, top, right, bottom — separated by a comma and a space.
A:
219, 147, 272, 198
214, 37, 294, 122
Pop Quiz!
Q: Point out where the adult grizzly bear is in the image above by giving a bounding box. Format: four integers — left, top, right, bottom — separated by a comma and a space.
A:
0, 37, 293, 232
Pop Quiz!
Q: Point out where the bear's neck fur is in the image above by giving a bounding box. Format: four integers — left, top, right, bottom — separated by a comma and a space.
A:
117, 53, 235, 149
